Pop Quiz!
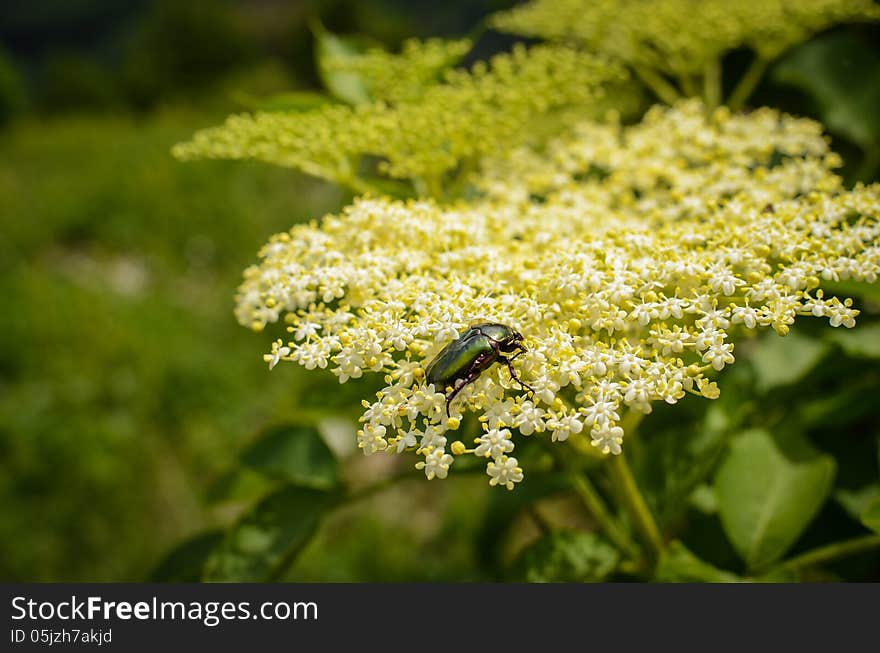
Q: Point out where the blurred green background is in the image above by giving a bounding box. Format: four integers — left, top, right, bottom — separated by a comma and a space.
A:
1, 1, 879, 582
0, 0, 512, 582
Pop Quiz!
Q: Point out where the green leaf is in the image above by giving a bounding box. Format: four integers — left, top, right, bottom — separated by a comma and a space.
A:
826, 322, 880, 359
715, 429, 836, 571
205, 467, 276, 504
204, 485, 339, 581
862, 496, 880, 535
508, 531, 619, 582
241, 423, 339, 489
654, 541, 741, 583
150, 531, 225, 582
748, 331, 829, 394
312, 23, 371, 105
821, 280, 880, 305
772, 32, 880, 150
688, 484, 718, 515
835, 484, 880, 522
640, 403, 729, 526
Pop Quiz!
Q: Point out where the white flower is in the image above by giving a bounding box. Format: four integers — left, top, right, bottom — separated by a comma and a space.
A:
547, 412, 584, 442
487, 456, 524, 490
731, 305, 759, 329
357, 423, 388, 455
702, 342, 735, 371
583, 397, 619, 428
514, 401, 546, 435
416, 448, 454, 480
396, 428, 420, 453
591, 423, 624, 455
827, 299, 858, 328
475, 427, 515, 458
263, 340, 291, 370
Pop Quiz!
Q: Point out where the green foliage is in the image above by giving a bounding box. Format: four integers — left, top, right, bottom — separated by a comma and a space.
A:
492, 0, 880, 107
123, 0, 256, 108
747, 332, 830, 394
715, 429, 836, 571
40, 52, 126, 114
654, 541, 741, 582
0, 109, 348, 581
639, 404, 731, 528
772, 32, 880, 153
174, 42, 631, 195
241, 424, 339, 489
826, 322, 880, 359
204, 485, 340, 582
475, 472, 574, 578
312, 23, 373, 106
150, 531, 225, 582
508, 531, 619, 582
862, 497, 880, 534
322, 36, 473, 103
0, 49, 26, 126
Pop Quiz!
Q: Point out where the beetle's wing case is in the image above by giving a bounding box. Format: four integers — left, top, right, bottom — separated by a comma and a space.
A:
425, 328, 493, 387
473, 322, 515, 342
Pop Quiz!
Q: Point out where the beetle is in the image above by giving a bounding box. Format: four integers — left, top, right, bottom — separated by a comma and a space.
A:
425, 322, 534, 417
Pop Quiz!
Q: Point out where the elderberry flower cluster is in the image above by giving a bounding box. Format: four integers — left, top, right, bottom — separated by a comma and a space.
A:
492, 0, 880, 78
236, 101, 880, 489
172, 45, 629, 192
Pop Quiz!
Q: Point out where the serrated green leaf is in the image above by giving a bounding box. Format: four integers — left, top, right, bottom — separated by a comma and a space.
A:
204, 485, 339, 581
312, 23, 371, 105
654, 541, 741, 583
748, 332, 829, 393
826, 322, 880, 359
715, 429, 836, 571
508, 530, 619, 582
150, 531, 225, 582
772, 32, 880, 150
241, 423, 339, 489
862, 496, 880, 534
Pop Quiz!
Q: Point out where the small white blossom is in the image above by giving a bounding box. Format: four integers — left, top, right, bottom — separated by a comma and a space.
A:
416, 448, 454, 480
475, 428, 515, 458
487, 456, 524, 490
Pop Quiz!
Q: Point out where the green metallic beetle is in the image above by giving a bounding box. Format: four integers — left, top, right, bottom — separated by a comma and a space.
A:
425, 322, 534, 416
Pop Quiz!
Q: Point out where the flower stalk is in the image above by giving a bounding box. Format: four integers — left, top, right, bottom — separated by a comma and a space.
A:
727, 56, 769, 111
607, 452, 665, 562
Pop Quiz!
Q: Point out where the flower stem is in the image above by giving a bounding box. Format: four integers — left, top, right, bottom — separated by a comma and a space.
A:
678, 74, 699, 98
703, 59, 722, 111
727, 56, 769, 112
776, 534, 880, 573
633, 65, 682, 105
569, 471, 639, 558
607, 452, 665, 562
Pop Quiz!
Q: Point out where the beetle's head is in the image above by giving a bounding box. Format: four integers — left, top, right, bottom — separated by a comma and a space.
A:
500, 330, 526, 353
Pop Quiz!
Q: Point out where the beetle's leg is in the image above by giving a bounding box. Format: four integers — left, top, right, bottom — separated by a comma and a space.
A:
499, 354, 535, 397
508, 349, 525, 362
443, 352, 494, 417
444, 370, 481, 418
